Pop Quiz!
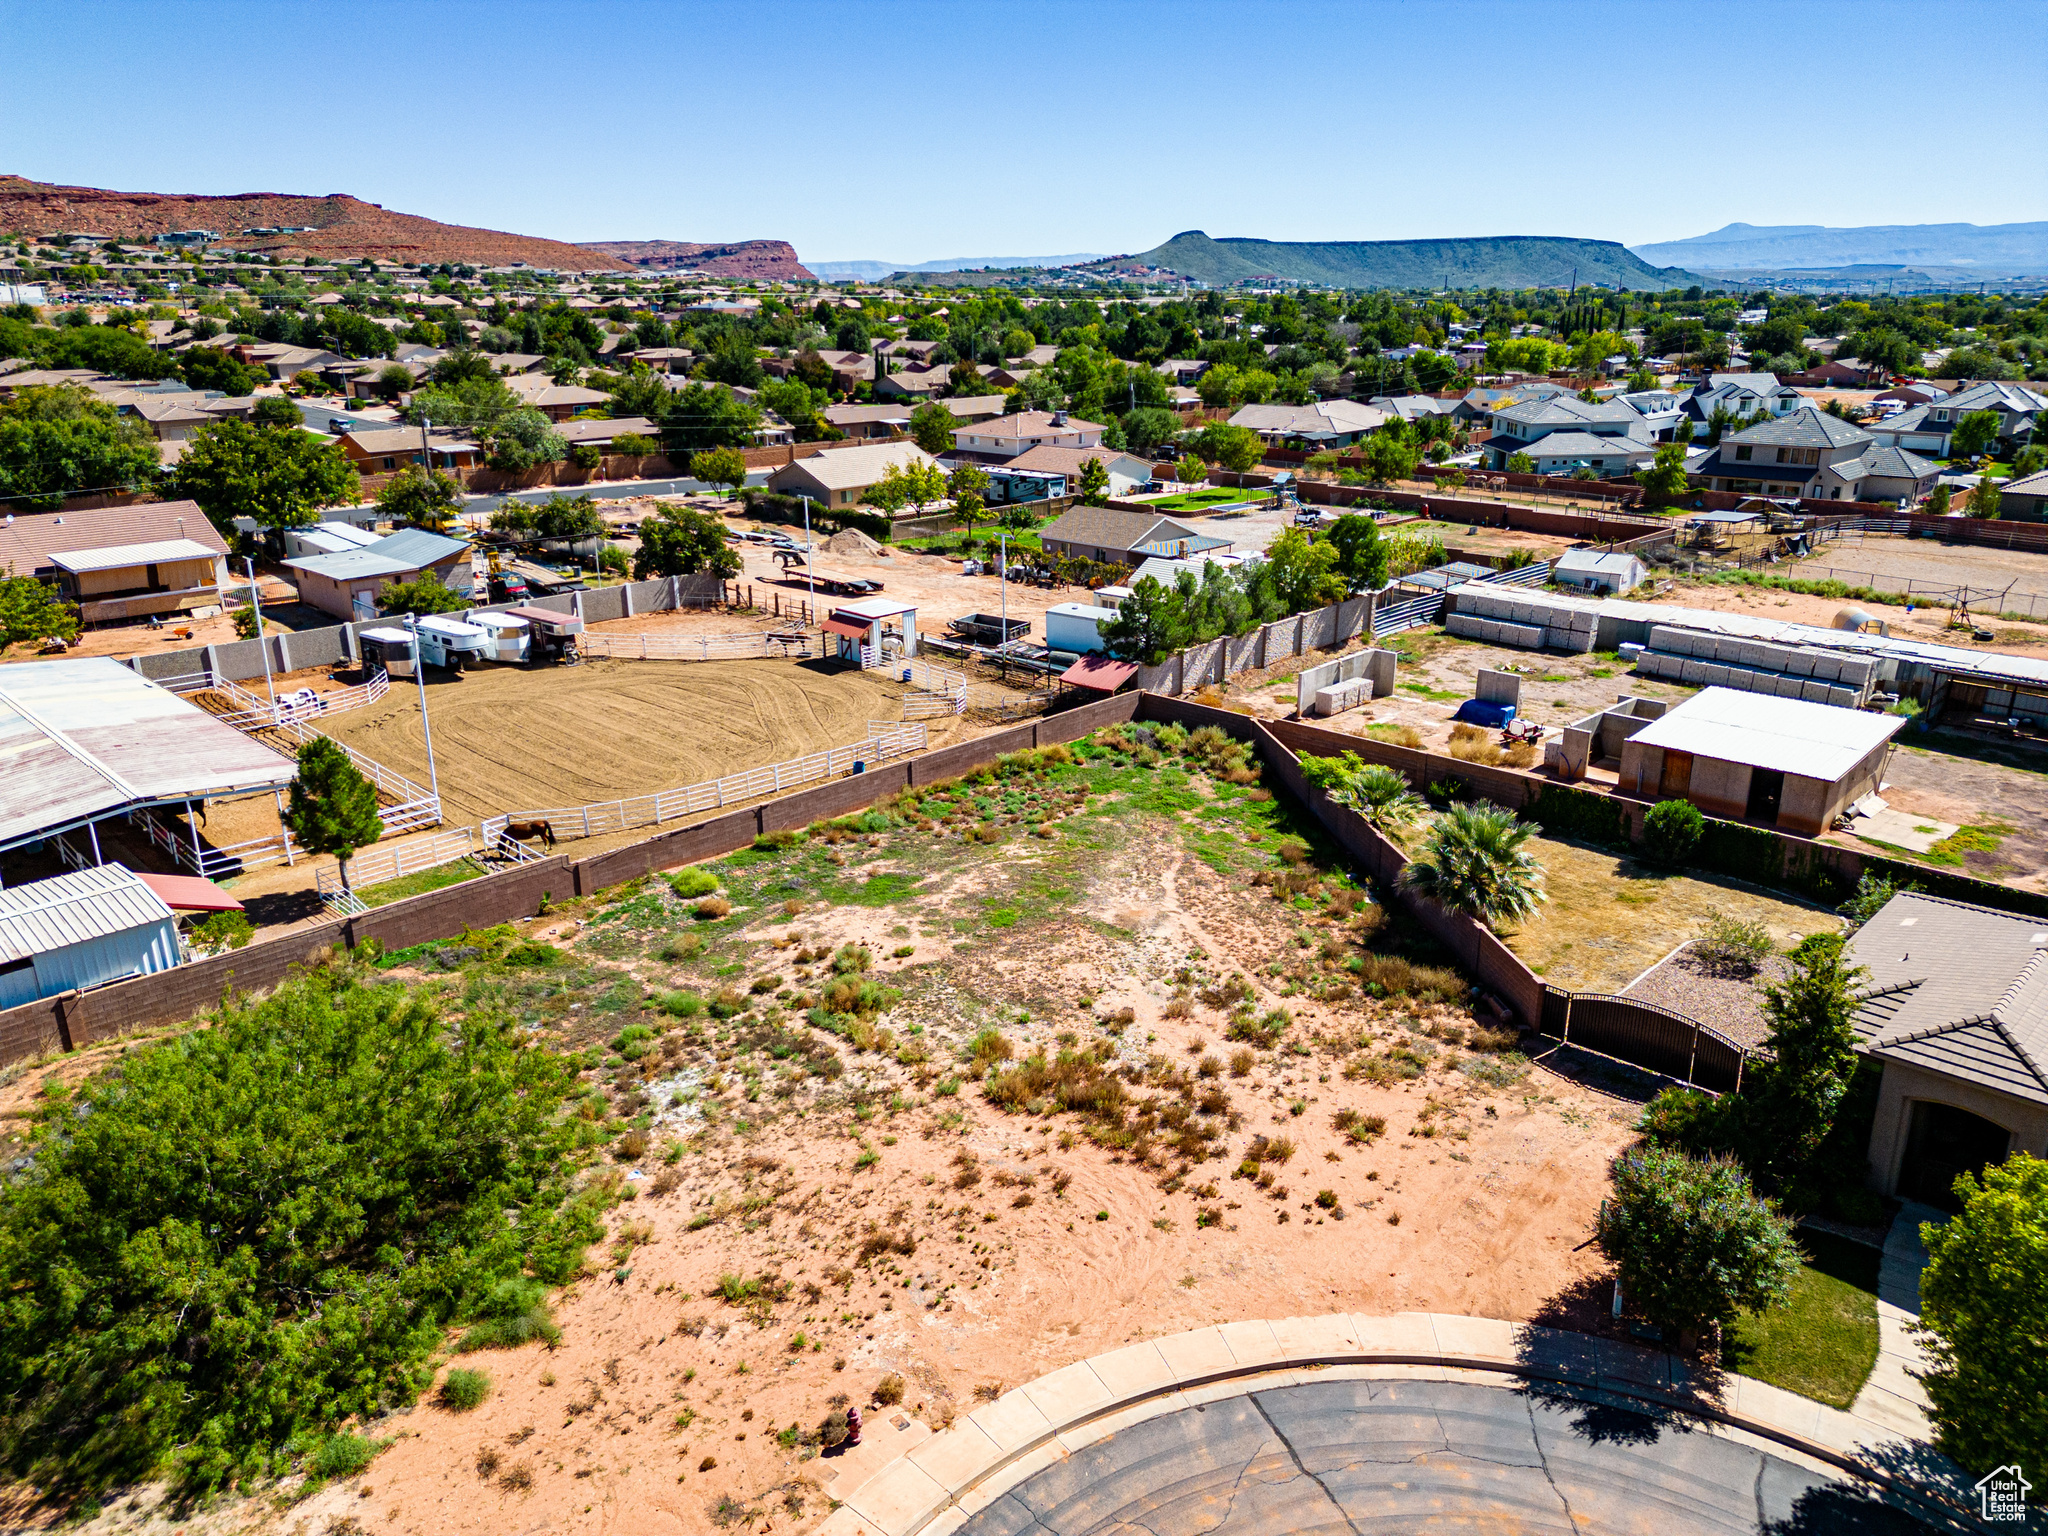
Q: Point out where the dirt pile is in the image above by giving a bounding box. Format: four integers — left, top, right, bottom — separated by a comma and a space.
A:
0, 175, 633, 270
823, 528, 888, 558
579, 238, 813, 280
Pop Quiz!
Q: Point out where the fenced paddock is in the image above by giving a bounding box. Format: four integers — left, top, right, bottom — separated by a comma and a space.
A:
482, 722, 928, 844
579, 631, 816, 662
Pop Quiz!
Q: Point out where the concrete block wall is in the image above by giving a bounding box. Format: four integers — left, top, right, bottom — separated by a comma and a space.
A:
1638, 623, 1872, 707
1297, 646, 1396, 715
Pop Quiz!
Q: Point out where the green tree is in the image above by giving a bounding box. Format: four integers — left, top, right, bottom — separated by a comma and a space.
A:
865, 462, 912, 516
531, 493, 604, 542
1969, 474, 2003, 520
947, 360, 985, 397
1076, 457, 1111, 505
250, 396, 304, 429
792, 348, 834, 392
181, 346, 267, 396
1258, 527, 1346, 611
175, 418, 359, 534
1121, 407, 1179, 457
689, 446, 748, 497
375, 465, 463, 531
633, 506, 741, 580
1400, 803, 1547, 929
1298, 753, 1421, 828
0, 574, 80, 648
1927, 483, 1952, 515
1917, 1152, 2048, 1476
1360, 429, 1420, 486
426, 349, 495, 387
908, 400, 958, 455
1596, 1146, 1801, 1339
1952, 410, 2002, 460
375, 571, 469, 620
373, 363, 415, 402
757, 377, 827, 441
1100, 575, 1189, 663
1000, 327, 1034, 359
0, 968, 589, 1493
1506, 451, 1535, 474
39, 323, 164, 380
1642, 799, 1704, 864
602, 364, 677, 423
1189, 423, 1263, 474
284, 736, 384, 889
1634, 442, 1691, 506
1744, 934, 1867, 1194
486, 410, 567, 472
1175, 453, 1208, 485
947, 461, 990, 537
404, 377, 522, 434
0, 385, 161, 511
1320, 513, 1390, 592
2012, 444, 2048, 480
897, 458, 947, 514
658, 383, 761, 455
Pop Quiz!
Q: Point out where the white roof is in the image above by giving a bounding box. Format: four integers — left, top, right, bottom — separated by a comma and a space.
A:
46, 538, 222, 574
0, 863, 175, 964
1628, 687, 1905, 781
831, 596, 917, 620
1554, 549, 1642, 575
358, 626, 413, 644
417, 614, 487, 637
1050, 602, 1119, 619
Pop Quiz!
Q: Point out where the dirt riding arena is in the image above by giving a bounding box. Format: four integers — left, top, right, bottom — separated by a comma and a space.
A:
318, 657, 932, 825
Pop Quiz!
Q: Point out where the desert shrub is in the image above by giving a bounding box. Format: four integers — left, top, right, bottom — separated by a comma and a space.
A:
1595, 1145, 1799, 1335
1502, 740, 1537, 769
1643, 799, 1705, 865
458, 1277, 562, 1352
660, 990, 706, 1017
615, 1127, 650, 1161
0, 971, 585, 1495
1446, 723, 1503, 766
666, 868, 720, 899
501, 940, 564, 967
1693, 912, 1773, 975
693, 896, 732, 921
1228, 1048, 1255, 1077
1637, 1086, 1745, 1158
440, 1369, 492, 1412
612, 1023, 656, 1059
969, 1028, 1014, 1070
873, 1373, 905, 1405
191, 910, 255, 950
752, 829, 804, 852
310, 1431, 382, 1480
1334, 1108, 1386, 1143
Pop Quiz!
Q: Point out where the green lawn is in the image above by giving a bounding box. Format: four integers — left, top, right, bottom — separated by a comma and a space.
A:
1145, 488, 1273, 514
1725, 1230, 1880, 1408
354, 858, 488, 909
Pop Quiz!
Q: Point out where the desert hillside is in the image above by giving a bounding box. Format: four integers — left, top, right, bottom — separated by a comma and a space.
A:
580, 238, 812, 280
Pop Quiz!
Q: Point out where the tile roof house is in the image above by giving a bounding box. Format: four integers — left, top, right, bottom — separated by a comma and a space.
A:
1002, 445, 1156, 498
336, 427, 482, 474
1893, 382, 2048, 457
1847, 891, 2048, 1207
1482, 394, 1654, 470
1039, 506, 1230, 568
1228, 399, 1388, 446
951, 412, 1105, 458
1683, 372, 1805, 426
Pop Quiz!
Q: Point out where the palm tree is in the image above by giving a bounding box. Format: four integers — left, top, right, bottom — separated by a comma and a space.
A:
1401, 803, 1547, 929
1299, 753, 1424, 830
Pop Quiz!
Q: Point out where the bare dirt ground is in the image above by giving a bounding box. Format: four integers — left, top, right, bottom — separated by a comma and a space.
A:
1655, 574, 2048, 656
1783, 534, 2048, 616
0, 731, 1639, 1536
1829, 732, 2048, 891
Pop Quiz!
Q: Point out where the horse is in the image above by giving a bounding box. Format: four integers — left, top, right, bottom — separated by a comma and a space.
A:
505, 819, 557, 850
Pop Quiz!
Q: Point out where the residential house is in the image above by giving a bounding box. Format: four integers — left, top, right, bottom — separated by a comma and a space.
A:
1228, 399, 1388, 447
1683, 372, 1803, 427
554, 416, 658, 452
0, 368, 106, 397
951, 412, 1105, 458
1039, 506, 1230, 568
282, 527, 474, 621
821, 403, 915, 441
504, 374, 611, 421
874, 367, 951, 402
1002, 445, 1155, 499
1155, 359, 1211, 385
1693, 406, 1935, 503
1862, 404, 1950, 457
1368, 395, 1458, 425
1785, 359, 1879, 388
1891, 382, 2048, 457
1482, 394, 1652, 472
336, 427, 482, 475
1615, 389, 1687, 441
0, 498, 228, 624
1844, 891, 2048, 1208
1998, 469, 2048, 522
1875, 381, 1948, 409
229, 342, 340, 380
1452, 381, 1570, 428
764, 441, 941, 508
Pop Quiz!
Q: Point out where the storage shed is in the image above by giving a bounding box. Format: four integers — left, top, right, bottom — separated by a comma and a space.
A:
1552, 548, 1645, 594
0, 864, 182, 1010
1618, 686, 1905, 836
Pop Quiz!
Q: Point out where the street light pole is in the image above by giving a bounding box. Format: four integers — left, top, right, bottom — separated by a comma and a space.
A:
403, 611, 443, 816
801, 494, 815, 622
998, 529, 1008, 681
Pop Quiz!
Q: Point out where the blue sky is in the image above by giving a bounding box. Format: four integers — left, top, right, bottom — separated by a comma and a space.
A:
5, 0, 2043, 264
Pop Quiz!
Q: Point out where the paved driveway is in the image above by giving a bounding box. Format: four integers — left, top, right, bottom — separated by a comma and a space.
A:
958, 1378, 1933, 1535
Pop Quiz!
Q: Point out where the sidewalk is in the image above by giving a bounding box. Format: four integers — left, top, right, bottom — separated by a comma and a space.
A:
1853, 1201, 1942, 1437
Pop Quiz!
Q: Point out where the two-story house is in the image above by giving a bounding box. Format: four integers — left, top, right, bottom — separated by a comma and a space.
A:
1482, 394, 1656, 474
1896, 382, 2047, 458
1683, 372, 1804, 427
1694, 406, 1937, 504
950, 411, 1105, 460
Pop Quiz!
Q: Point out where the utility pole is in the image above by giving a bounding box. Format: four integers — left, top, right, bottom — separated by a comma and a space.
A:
403, 611, 443, 814
801, 494, 815, 622
998, 528, 1008, 682
246, 558, 276, 715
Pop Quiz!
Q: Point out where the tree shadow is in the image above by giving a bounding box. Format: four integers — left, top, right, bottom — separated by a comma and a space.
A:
1512, 1272, 1730, 1449
237, 888, 327, 928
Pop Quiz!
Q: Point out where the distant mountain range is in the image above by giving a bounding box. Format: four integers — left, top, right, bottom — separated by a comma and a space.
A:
579, 239, 812, 280
806, 253, 1106, 281
1095, 231, 1701, 290
1631, 222, 2048, 271
0, 174, 633, 270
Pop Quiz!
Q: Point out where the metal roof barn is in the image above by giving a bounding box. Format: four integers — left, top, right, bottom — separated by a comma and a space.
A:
1625, 686, 1906, 780
0, 863, 181, 1009
0, 657, 297, 852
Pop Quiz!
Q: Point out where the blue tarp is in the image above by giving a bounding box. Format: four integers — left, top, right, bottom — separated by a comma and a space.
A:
1453, 699, 1517, 728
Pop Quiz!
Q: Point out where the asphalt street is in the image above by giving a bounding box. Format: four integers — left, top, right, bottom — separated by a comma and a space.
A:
956, 1379, 1936, 1536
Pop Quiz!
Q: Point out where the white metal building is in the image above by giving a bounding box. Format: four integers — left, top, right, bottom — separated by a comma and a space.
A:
1552, 548, 1646, 594
0, 864, 182, 1009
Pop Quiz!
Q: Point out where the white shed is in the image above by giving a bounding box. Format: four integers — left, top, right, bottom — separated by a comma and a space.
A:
0, 864, 182, 1010
1553, 548, 1645, 595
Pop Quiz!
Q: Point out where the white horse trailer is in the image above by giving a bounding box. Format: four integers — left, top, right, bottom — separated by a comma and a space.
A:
473, 612, 531, 664
415, 614, 489, 671
357, 625, 417, 678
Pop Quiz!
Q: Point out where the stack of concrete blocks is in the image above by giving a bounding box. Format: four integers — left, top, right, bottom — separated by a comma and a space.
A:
1301, 647, 1398, 717
1444, 586, 1598, 654
1635, 625, 1874, 708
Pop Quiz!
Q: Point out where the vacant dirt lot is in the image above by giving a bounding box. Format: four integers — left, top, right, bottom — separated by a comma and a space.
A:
318, 657, 921, 825
0, 730, 1642, 1536
1787, 533, 2048, 611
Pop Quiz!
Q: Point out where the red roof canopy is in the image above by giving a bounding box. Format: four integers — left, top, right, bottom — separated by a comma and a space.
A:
1060, 656, 1137, 692
134, 872, 244, 913
822, 618, 870, 641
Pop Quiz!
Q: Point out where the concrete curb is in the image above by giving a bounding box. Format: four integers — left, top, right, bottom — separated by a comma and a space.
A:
816, 1312, 1964, 1536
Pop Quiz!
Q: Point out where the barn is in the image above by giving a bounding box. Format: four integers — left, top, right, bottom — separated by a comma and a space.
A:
0, 864, 182, 1009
